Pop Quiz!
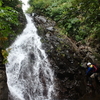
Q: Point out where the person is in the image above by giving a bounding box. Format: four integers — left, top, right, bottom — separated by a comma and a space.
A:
86, 62, 98, 76
86, 62, 98, 86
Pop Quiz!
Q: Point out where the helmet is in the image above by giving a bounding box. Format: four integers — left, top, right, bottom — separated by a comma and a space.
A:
87, 62, 91, 66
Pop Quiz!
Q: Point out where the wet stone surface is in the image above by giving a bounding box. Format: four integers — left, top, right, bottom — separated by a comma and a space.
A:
33, 14, 100, 100
0, 70, 8, 100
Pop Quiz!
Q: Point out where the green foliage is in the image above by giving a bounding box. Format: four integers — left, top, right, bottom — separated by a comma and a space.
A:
29, 0, 100, 41
0, 0, 24, 64
0, 1, 2, 6
29, 0, 51, 14
0, 6, 19, 46
0, 7, 19, 32
1, 49, 9, 64
26, 7, 33, 14
0, 0, 23, 48
70, 0, 100, 40
2, 0, 22, 11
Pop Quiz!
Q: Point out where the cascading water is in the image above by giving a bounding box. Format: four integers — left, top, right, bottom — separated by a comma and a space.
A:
6, 0, 55, 100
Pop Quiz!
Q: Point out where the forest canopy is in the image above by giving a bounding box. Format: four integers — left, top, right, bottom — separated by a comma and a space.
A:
28, 0, 100, 41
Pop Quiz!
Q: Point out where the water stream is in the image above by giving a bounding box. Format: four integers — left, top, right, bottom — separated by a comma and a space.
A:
6, 0, 55, 100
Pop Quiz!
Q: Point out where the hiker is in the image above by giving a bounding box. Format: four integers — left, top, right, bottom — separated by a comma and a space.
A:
86, 62, 98, 86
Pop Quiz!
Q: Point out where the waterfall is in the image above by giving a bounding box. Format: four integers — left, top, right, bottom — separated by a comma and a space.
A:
6, 0, 55, 100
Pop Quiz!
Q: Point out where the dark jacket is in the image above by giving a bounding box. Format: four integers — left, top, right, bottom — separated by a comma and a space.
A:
86, 64, 98, 76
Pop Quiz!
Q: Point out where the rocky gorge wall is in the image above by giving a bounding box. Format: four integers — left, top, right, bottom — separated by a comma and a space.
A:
0, 48, 8, 100
33, 14, 100, 100
0, 12, 100, 100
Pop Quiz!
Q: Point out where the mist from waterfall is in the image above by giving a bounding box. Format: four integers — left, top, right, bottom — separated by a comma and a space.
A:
6, 0, 55, 100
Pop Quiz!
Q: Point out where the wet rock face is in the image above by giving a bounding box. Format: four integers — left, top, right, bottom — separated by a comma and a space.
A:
43, 36, 87, 99
0, 70, 8, 100
0, 49, 8, 100
33, 14, 87, 99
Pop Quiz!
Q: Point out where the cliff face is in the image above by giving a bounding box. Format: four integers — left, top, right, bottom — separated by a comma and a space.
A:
33, 14, 100, 100
0, 48, 8, 100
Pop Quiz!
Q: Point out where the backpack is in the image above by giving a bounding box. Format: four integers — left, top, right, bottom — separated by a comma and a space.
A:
92, 64, 98, 72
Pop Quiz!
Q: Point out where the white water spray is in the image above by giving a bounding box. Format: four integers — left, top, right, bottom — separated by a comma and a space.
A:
6, 0, 55, 100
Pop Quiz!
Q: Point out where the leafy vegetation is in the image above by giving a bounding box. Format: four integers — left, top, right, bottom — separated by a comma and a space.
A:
1, 49, 9, 64
0, 0, 23, 48
0, 0, 25, 64
28, 0, 100, 41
